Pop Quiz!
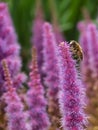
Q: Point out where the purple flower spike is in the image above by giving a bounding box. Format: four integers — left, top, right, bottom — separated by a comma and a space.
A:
2, 59, 28, 130
86, 23, 98, 78
78, 22, 98, 79
77, 22, 91, 77
58, 42, 87, 130
32, 1, 44, 74
43, 22, 59, 98
42, 22, 60, 128
26, 48, 50, 130
0, 2, 26, 95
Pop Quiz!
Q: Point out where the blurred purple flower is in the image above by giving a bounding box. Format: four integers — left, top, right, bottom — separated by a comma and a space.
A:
31, 2, 44, 74
77, 21, 91, 78
26, 48, 50, 130
43, 22, 59, 98
58, 42, 87, 130
5, 90, 28, 130
2, 59, 28, 130
0, 2, 26, 96
42, 22, 60, 128
78, 22, 98, 79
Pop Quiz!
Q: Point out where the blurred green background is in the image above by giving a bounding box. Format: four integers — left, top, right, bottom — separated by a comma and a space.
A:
3, 0, 98, 70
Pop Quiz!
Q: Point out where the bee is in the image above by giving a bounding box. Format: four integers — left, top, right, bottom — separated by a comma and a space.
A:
69, 40, 83, 63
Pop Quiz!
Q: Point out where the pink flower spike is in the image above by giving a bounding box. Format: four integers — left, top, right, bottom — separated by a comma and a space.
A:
26, 48, 50, 130
58, 42, 87, 130
43, 22, 59, 98
0, 2, 26, 95
78, 22, 98, 79
2, 59, 28, 130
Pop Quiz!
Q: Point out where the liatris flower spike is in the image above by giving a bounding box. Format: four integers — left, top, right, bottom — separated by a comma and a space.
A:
78, 22, 98, 129
26, 47, 50, 130
2, 59, 28, 130
32, 0, 44, 74
78, 22, 98, 79
0, 2, 26, 96
58, 42, 87, 130
43, 22, 59, 99
42, 22, 60, 128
